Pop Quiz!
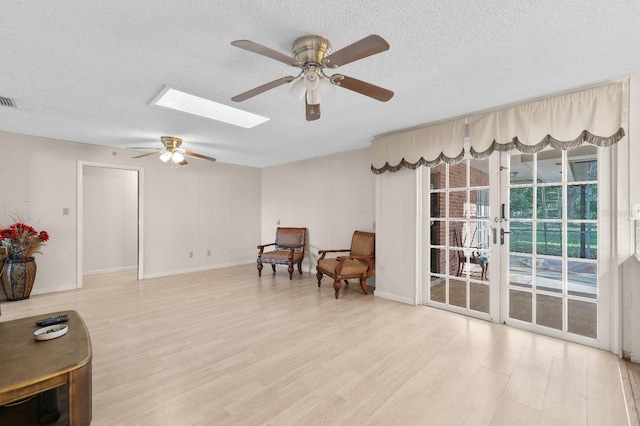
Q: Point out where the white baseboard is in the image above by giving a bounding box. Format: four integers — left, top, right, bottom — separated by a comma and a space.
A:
143, 260, 254, 279
83, 266, 137, 276
374, 290, 415, 305
30, 284, 79, 296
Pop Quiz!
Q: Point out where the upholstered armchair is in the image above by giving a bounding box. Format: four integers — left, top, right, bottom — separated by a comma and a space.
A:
316, 231, 375, 299
257, 227, 307, 279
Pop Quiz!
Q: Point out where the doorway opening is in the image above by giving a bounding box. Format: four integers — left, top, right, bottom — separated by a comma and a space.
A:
76, 162, 144, 288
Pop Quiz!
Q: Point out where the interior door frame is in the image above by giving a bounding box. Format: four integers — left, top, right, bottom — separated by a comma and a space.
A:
76, 161, 144, 287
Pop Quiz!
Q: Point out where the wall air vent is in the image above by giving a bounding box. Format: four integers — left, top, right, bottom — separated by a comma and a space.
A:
0, 96, 17, 108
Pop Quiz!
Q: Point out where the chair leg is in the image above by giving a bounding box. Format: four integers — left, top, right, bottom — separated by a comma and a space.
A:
316, 271, 323, 287
257, 261, 263, 277
271, 264, 276, 273
360, 278, 369, 295
297, 261, 303, 274
333, 279, 342, 299
288, 263, 294, 280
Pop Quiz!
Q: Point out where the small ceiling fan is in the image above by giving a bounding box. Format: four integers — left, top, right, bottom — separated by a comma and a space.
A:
230, 34, 394, 121
132, 136, 216, 165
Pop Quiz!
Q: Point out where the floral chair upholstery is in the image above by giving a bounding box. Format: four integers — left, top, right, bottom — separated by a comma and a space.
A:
257, 227, 307, 279
316, 231, 375, 299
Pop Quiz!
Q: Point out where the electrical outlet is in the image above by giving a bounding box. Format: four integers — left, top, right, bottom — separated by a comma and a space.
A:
189, 251, 193, 258
207, 250, 211, 256
62, 208, 69, 215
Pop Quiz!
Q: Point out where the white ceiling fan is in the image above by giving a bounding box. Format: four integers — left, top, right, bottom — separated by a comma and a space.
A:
131, 136, 216, 165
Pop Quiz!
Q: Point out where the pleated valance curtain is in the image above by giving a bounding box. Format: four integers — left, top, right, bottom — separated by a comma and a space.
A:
371, 82, 625, 174
371, 118, 466, 173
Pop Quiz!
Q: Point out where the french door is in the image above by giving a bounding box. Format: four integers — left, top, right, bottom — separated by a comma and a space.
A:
424, 145, 611, 348
424, 157, 495, 321
501, 145, 607, 345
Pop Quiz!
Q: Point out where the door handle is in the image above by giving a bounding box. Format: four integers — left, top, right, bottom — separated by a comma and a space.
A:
500, 228, 510, 245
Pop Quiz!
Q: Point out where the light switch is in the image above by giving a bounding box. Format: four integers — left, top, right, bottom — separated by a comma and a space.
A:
632, 204, 640, 220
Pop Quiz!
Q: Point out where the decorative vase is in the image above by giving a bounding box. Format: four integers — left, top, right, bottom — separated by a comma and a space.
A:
1, 257, 37, 301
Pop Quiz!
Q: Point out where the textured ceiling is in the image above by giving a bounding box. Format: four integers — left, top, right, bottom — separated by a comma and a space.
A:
2, 1, 640, 167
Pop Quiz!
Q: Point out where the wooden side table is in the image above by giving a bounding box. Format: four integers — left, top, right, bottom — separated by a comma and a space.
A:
0, 310, 92, 425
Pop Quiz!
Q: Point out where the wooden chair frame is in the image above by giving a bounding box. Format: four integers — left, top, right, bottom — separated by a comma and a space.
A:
257, 227, 307, 280
316, 231, 375, 299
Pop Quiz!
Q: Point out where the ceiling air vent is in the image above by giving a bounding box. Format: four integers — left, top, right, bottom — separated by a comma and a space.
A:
0, 96, 17, 108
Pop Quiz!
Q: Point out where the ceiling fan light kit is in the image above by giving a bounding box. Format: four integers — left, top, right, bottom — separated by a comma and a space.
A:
171, 151, 185, 163
289, 78, 306, 100
318, 78, 336, 99
231, 34, 394, 121
132, 136, 217, 166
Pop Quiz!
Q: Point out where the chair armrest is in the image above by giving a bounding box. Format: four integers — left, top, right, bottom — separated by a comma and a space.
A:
283, 246, 297, 260
257, 242, 275, 255
318, 249, 350, 254
318, 249, 350, 261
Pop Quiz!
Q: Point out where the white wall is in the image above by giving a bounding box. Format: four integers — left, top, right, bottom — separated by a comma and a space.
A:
141, 156, 261, 278
621, 74, 640, 361
374, 167, 418, 304
0, 131, 261, 296
261, 147, 375, 273
83, 166, 138, 274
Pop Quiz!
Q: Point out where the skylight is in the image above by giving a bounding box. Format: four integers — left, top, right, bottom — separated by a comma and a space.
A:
152, 86, 269, 128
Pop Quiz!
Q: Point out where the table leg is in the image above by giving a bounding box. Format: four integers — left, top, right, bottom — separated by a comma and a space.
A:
68, 359, 92, 426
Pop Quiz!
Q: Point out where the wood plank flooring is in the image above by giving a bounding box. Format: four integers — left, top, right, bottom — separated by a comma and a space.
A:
0, 265, 631, 425
623, 360, 640, 425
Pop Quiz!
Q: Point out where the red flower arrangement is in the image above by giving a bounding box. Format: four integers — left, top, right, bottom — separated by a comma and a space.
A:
0, 222, 50, 261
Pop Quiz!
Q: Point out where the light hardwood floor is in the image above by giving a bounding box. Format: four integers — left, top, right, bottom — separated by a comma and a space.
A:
0, 265, 632, 425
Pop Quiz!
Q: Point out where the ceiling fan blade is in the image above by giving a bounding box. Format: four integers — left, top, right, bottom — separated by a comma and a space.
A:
306, 100, 320, 121
331, 74, 394, 102
184, 150, 217, 162
132, 151, 160, 159
323, 35, 390, 68
232, 76, 296, 102
179, 159, 188, 166
231, 40, 302, 67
